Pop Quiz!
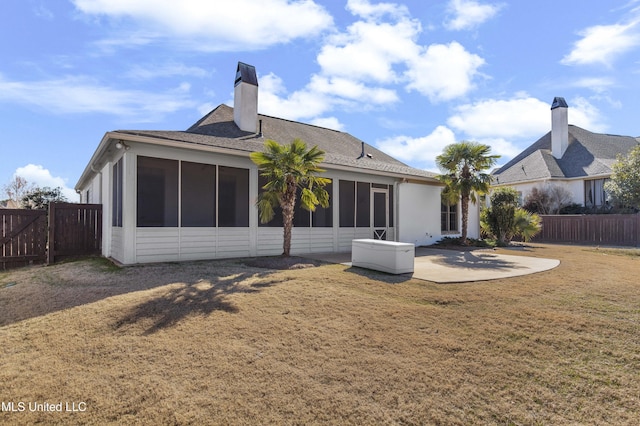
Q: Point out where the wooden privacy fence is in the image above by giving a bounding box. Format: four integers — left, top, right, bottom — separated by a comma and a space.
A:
1, 203, 102, 270
48, 203, 102, 264
1, 209, 48, 270
533, 214, 640, 247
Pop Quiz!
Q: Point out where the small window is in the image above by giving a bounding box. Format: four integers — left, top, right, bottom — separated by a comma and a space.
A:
339, 180, 355, 227
181, 162, 216, 227
218, 166, 249, 227
112, 158, 123, 227
441, 202, 458, 233
584, 178, 608, 208
356, 182, 370, 227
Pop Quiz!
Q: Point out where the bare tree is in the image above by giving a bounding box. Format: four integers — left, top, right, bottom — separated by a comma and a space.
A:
3, 176, 33, 208
523, 183, 573, 214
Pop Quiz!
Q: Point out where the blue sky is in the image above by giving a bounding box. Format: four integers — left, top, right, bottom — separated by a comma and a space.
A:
2, 0, 640, 202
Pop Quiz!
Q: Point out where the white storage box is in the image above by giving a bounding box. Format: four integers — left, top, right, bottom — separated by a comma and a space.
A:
351, 239, 415, 274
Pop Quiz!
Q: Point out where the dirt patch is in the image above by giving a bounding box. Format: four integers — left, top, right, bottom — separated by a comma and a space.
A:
242, 255, 323, 270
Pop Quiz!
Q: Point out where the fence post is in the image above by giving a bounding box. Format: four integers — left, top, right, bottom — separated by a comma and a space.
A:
47, 202, 56, 264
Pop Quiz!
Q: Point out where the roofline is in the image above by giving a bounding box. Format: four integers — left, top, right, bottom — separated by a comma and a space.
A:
492, 173, 612, 188
75, 131, 119, 191
76, 131, 442, 189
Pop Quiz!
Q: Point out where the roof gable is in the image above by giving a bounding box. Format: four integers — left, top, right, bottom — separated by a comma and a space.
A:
116, 104, 439, 181
494, 125, 639, 184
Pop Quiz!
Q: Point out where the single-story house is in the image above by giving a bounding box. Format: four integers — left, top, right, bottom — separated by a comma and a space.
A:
492, 97, 639, 208
76, 62, 471, 265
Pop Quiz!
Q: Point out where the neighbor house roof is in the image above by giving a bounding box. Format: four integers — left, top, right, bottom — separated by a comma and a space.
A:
493, 125, 639, 185
76, 104, 439, 190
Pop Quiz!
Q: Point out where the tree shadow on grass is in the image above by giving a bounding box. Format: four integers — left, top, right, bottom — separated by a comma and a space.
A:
428, 251, 525, 271
344, 266, 414, 284
113, 271, 286, 335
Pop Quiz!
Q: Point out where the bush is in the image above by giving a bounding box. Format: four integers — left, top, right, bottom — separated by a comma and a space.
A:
482, 187, 541, 246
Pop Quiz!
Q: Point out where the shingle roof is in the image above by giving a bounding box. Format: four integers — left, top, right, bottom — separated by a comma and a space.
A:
493, 125, 639, 184
118, 104, 439, 180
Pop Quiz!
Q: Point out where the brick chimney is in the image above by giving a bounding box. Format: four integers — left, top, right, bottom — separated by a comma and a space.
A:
551, 97, 568, 159
233, 62, 258, 133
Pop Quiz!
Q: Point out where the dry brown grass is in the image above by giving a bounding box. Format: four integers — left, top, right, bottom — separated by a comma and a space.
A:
0, 244, 639, 425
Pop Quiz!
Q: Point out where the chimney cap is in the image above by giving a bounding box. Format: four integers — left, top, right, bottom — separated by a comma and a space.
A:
235, 62, 258, 87
551, 97, 568, 110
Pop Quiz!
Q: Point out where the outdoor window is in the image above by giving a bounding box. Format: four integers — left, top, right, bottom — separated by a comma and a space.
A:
112, 158, 123, 227
137, 156, 178, 227
584, 178, 609, 208
356, 182, 370, 227
339, 180, 355, 227
441, 201, 458, 233
181, 161, 216, 227
218, 166, 249, 227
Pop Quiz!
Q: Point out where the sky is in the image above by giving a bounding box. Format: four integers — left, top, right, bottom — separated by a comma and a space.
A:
2, 0, 640, 202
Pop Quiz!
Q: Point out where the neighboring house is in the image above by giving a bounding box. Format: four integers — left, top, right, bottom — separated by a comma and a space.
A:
0, 199, 21, 209
75, 62, 463, 265
492, 97, 640, 209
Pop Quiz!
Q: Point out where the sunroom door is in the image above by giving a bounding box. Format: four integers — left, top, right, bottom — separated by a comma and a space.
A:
372, 188, 388, 240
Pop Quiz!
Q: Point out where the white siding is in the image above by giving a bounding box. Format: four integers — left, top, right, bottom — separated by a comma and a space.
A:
180, 228, 216, 261
397, 182, 442, 246
217, 228, 251, 258
111, 227, 124, 263
338, 228, 372, 251
256, 227, 336, 256
136, 228, 180, 263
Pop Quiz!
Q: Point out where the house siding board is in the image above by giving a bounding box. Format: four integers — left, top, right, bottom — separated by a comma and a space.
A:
179, 228, 216, 260
338, 228, 371, 251
397, 182, 443, 246
136, 228, 180, 263
216, 228, 251, 258
110, 227, 124, 263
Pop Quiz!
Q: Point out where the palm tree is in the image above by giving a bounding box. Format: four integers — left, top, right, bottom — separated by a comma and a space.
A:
250, 139, 331, 257
436, 141, 499, 244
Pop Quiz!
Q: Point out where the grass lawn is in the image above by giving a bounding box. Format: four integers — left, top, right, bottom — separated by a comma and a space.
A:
0, 244, 638, 425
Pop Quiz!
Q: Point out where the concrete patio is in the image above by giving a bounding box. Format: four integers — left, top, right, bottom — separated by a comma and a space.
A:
303, 247, 560, 283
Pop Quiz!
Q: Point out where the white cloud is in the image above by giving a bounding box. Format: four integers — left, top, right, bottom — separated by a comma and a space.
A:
309, 116, 344, 131
568, 96, 608, 132
257, 73, 332, 121
317, 17, 421, 84
570, 77, 615, 93
447, 94, 608, 145
249, 0, 485, 127
72, 0, 333, 51
14, 165, 78, 202
308, 75, 398, 104
561, 21, 640, 66
444, 0, 503, 31
376, 125, 457, 170
0, 74, 195, 122
447, 95, 550, 139
346, 0, 410, 20
405, 42, 485, 102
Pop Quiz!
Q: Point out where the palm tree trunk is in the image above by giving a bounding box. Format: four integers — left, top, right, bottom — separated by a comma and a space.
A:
281, 179, 296, 257
461, 195, 469, 244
